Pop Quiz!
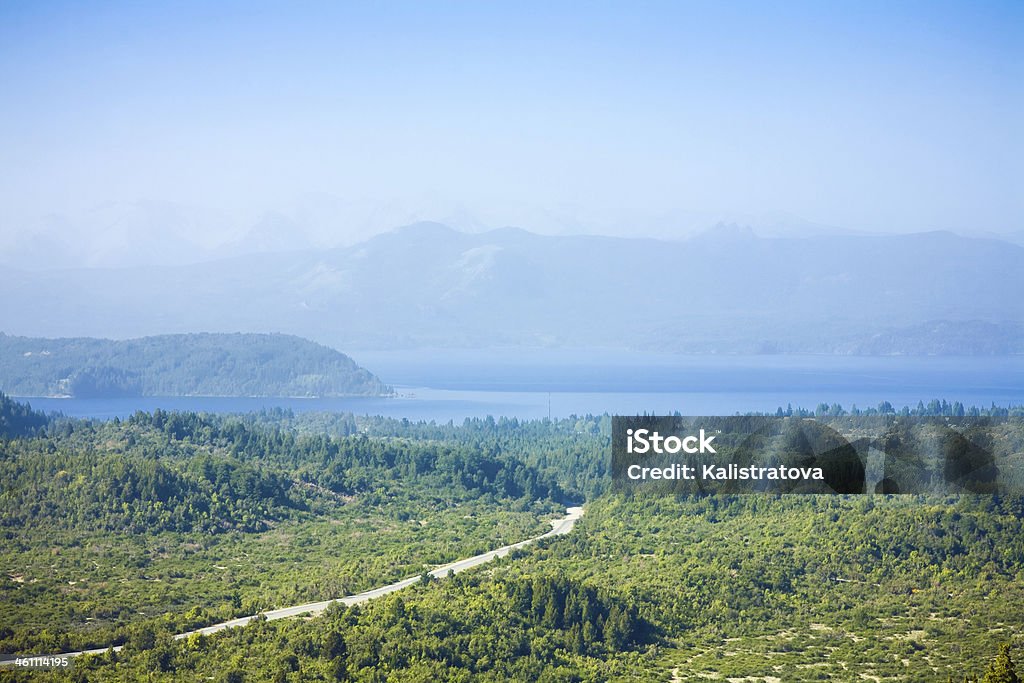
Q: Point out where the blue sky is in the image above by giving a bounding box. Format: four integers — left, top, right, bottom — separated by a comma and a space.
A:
1, 1, 1021, 241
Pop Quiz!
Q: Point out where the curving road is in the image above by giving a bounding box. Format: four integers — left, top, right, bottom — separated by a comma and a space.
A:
6, 506, 583, 663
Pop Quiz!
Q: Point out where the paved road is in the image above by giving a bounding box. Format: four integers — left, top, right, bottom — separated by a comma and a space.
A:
6, 506, 583, 662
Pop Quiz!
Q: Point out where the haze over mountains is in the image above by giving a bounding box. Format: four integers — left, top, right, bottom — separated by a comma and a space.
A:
3, 222, 1022, 355
8, 199, 1022, 272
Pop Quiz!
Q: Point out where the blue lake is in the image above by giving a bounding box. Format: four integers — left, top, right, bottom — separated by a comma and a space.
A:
21, 351, 1024, 422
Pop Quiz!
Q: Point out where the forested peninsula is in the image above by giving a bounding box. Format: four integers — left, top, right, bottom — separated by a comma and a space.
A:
0, 333, 390, 398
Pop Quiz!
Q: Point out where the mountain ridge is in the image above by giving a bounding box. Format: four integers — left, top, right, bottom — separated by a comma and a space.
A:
3, 223, 1022, 355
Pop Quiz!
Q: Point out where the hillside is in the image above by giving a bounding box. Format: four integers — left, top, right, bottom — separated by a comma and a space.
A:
0, 333, 391, 398
0, 402, 566, 663
0, 404, 1020, 680
3, 223, 1023, 354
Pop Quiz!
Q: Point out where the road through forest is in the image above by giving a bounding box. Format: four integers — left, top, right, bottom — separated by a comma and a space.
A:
4, 506, 584, 663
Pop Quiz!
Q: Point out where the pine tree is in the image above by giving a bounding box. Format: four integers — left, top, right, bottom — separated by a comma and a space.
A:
982, 644, 1021, 683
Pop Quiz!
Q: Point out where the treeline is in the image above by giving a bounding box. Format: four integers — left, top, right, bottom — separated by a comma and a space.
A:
1, 406, 565, 536
0, 391, 47, 438
771, 398, 1024, 418
251, 404, 1024, 501
128, 409, 565, 503
248, 409, 612, 500
0, 332, 390, 397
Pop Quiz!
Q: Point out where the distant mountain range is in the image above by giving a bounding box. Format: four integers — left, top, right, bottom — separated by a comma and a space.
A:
3, 223, 1023, 355
0, 201, 871, 271
0, 333, 390, 398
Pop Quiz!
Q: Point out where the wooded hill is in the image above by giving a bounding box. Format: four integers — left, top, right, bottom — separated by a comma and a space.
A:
0, 333, 390, 397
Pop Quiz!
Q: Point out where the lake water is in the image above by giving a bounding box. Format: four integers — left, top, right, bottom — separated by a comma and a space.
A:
21, 350, 1024, 422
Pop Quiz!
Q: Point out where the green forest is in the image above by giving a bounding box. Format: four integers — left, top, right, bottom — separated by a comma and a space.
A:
0, 333, 390, 398
0, 394, 1021, 681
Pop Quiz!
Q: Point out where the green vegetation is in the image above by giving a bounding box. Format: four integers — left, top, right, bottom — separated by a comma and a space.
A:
0, 398, 1021, 681
0, 333, 390, 397
0, 404, 564, 659
0, 393, 47, 438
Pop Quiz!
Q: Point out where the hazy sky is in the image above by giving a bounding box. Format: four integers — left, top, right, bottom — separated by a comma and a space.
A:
1, 0, 1021, 245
